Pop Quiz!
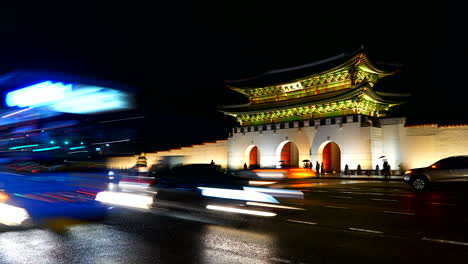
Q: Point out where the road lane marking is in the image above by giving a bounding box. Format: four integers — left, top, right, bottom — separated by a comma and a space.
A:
287, 219, 317, 225
329, 196, 352, 199
246, 201, 306, 210
383, 210, 415, 215
422, 237, 468, 246
313, 190, 329, 193
324, 205, 349, 209
349, 227, 383, 234
372, 198, 398, 202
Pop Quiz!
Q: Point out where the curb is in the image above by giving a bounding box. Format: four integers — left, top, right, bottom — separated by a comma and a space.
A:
280, 176, 404, 182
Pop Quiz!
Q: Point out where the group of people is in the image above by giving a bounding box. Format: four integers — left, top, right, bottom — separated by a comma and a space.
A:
240, 159, 392, 177
303, 161, 325, 176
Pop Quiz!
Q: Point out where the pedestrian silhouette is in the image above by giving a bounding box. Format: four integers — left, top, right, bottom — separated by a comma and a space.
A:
321, 162, 325, 175
344, 164, 350, 175
316, 161, 320, 176
382, 160, 389, 177
376, 164, 380, 175
210, 160, 215, 165
357, 164, 362, 175
244, 163, 248, 170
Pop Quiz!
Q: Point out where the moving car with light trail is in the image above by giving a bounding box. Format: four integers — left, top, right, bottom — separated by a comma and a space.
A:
149, 164, 304, 218
0, 171, 109, 231
403, 156, 468, 191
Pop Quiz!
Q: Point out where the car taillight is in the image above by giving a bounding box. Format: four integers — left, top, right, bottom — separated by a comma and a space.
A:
405, 170, 412, 174
0, 192, 9, 201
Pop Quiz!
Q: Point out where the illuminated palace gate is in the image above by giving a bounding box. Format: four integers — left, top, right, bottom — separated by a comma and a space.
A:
222, 47, 407, 170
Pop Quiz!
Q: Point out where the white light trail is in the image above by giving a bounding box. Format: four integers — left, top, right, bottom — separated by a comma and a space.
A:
324, 206, 349, 209
243, 187, 304, 198
246, 201, 305, 210
91, 139, 131, 145
206, 205, 276, 217
95, 191, 153, 209
67, 150, 89, 154
198, 187, 279, 204
248, 181, 277, 186
349, 227, 383, 234
371, 198, 398, 202
287, 219, 317, 225
422, 237, 468, 246
1, 107, 33, 118
98, 116, 144, 123
383, 211, 415, 215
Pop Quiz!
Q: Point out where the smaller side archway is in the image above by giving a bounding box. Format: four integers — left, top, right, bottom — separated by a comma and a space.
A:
245, 145, 260, 169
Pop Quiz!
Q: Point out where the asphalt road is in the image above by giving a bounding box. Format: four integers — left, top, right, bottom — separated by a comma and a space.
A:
2, 178, 468, 264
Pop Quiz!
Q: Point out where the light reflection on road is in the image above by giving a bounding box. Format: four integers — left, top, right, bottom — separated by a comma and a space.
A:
0, 224, 154, 264
201, 224, 277, 264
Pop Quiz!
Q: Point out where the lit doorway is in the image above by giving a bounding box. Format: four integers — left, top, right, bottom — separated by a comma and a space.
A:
322, 141, 341, 174
278, 141, 299, 168
249, 146, 259, 169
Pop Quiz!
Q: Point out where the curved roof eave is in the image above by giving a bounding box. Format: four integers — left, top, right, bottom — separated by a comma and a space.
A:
225, 50, 397, 90
221, 83, 407, 115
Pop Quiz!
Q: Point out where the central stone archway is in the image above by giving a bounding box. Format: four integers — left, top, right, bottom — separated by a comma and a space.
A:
276, 140, 299, 168
318, 141, 341, 174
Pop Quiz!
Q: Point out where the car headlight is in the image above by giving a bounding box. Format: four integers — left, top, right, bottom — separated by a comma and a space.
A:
404, 170, 412, 175
0, 203, 30, 226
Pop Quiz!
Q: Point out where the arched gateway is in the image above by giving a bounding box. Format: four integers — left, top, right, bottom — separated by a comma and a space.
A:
321, 141, 341, 174
248, 145, 259, 168
245, 145, 259, 169
276, 141, 299, 168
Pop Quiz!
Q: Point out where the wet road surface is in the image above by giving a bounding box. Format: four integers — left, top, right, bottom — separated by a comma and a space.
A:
2, 178, 468, 263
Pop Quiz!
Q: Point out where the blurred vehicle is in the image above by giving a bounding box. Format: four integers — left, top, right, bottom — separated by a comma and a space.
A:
403, 156, 468, 191
0, 171, 109, 231
233, 168, 314, 180
149, 164, 304, 218
1, 159, 107, 174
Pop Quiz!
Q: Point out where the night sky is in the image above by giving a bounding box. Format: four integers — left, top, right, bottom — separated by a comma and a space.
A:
1, 2, 466, 152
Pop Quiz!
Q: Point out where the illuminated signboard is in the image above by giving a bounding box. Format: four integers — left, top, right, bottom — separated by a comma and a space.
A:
280, 82, 303, 93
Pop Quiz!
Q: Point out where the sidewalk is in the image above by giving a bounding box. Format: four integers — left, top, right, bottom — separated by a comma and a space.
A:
291, 174, 404, 181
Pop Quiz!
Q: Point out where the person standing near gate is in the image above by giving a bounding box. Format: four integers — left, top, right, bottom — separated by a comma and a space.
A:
316, 161, 320, 176
382, 160, 389, 177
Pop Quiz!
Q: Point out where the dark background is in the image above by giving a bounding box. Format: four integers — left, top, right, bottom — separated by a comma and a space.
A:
0, 2, 466, 152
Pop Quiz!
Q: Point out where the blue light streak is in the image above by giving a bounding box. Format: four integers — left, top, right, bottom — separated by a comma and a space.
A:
9, 144, 39, 150
6, 81, 72, 108
32, 146, 60, 152
69, 146, 86, 150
